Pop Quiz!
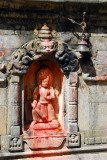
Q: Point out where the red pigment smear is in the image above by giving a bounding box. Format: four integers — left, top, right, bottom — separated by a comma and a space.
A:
1, 32, 4, 36
0, 51, 5, 57
5, 48, 11, 54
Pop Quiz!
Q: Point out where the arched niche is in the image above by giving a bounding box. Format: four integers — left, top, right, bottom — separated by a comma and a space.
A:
24, 59, 64, 130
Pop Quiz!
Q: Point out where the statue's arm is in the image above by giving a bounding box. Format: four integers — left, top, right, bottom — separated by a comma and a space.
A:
31, 87, 39, 109
33, 87, 39, 100
46, 87, 55, 99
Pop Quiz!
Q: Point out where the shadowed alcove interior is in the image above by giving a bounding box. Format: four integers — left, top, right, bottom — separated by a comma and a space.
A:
24, 59, 64, 130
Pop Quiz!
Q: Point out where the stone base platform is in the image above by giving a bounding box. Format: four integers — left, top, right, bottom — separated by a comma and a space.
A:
23, 123, 66, 149
1, 146, 107, 160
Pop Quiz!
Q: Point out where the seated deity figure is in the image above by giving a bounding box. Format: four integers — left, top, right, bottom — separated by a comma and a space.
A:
30, 68, 59, 129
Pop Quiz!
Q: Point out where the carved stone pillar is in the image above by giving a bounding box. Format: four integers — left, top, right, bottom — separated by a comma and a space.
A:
8, 75, 23, 151
66, 72, 80, 147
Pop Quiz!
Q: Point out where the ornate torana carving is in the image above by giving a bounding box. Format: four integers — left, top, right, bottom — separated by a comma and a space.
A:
7, 42, 36, 75
55, 43, 78, 73
33, 24, 58, 54
0, 24, 79, 76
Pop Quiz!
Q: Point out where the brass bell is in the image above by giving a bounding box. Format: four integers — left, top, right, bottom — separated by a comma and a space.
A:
77, 38, 89, 53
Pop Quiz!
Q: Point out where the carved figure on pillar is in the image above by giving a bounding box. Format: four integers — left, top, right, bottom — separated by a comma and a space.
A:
29, 68, 59, 130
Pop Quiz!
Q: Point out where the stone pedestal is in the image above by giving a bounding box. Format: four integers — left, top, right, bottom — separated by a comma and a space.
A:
23, 120, 66, 149
23, 129, 66, 149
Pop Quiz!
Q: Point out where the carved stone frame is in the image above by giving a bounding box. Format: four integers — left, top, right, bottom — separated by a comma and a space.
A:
7, 70, 80, 151
5, 33, 80, 151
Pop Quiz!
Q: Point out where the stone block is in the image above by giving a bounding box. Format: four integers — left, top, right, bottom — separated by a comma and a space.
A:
95, 51, 107, 65
95, 51, 107, 76
84, 138, 89, 145
69, 72, 78, 86
91, 33, 107, 37
14, 30, 21, 35
69, 123, 78, 132
11, 107, 20, 126
78, 79, 90, 103
90, 37, 107, 51
7, 110, 11, 135
0, 30, 14, 35
96, 65, 107, 76
11, 75, 20, 83
89, 103, 107, 130
11, 84, 20, 105
25, 135, 65, 149
88, 137, 95, 145
88, 86, 107, 103
95, 137, 102, 144
66, 132, 80, 147
11, 126, 20, 136
69, 87, 77, 103
92, 130, 103, 137
1, 135, 7, 151
0, 107, 6, 135
21, 31, 33, 35
0, 34, 33, 50
8, 136, 23, 152
80, 132, 84, 146
78, 102, 90, 131
68, 105, 77, 121
0, 87, 6, 106
103, 130, 107, 137
84, 131, 93, 138
102, 137, 107, 144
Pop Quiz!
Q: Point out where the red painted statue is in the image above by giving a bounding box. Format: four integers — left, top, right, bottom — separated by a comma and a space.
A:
30, 68, 59, 129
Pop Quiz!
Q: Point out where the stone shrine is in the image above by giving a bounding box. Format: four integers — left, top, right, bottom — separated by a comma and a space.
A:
0, 1, 107, 159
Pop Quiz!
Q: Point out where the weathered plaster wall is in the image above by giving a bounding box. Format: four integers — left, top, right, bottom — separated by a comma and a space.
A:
0, 1, 107, 159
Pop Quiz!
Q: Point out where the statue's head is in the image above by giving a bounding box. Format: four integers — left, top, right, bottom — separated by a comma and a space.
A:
41, 76, 49, 88
37, 68, 53, 88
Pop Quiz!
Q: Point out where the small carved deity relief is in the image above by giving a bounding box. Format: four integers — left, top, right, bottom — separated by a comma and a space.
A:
66, 133, 80, 147
30, 68, 59, 130
8, 136, 23, 151
34, 24, 57, 54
